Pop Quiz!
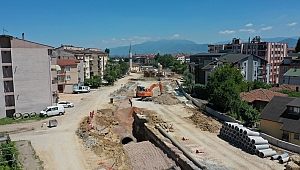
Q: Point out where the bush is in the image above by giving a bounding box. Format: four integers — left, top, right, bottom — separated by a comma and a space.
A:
0, 141, 21, 170
193, 84, 209, 100
238, 101, 260, 127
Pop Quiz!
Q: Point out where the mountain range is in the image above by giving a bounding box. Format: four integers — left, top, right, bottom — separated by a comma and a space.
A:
109, 37, 299, 56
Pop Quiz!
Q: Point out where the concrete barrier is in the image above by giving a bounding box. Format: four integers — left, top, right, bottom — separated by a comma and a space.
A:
260, 133, 300, 154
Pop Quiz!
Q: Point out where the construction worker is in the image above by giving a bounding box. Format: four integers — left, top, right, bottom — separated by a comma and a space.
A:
129, 98, 132, 107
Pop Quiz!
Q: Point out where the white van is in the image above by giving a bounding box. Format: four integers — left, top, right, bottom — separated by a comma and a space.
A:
40, 105, 65, 117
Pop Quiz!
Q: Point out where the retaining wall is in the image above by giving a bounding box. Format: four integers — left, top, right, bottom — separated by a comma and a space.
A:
175, 80, 300, 153
260, 133, 300, 154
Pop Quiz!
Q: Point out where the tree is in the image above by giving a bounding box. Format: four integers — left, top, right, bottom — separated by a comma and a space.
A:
193, 84, 209, 100
156, 54, 174, 68
119, 60, 129, 75
182, 69, 195, 93
239, 101, 260, 127
207, 64, 244, 114
84, 76, 102, 88
104, 48, 110, 56
296, 37, 300, 53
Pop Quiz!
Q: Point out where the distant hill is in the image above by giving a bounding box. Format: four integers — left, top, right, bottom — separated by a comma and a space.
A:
278, 38, 297, 47
109, 39, 209, 56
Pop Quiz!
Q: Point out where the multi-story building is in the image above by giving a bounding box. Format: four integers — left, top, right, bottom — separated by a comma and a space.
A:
202, 54, 269, 84
208, 36, 288, 84
188, 53, 226, 84
54, 45, 108, 83
279, 53, 300, 85
0, 34, 54, 118
57, 59, 80, 93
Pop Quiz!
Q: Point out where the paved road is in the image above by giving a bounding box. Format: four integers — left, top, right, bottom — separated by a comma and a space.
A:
0, 73, 140, 170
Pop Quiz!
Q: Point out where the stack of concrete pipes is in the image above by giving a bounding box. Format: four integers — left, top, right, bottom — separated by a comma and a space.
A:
220, 122, 277, 158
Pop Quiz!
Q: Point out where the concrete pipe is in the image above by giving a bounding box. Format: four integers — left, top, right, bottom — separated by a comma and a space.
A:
252, 138, 268, 145
226, 122, 238, 127
234, 125, 244, 131
247, 136, 262, 142
156, 125, 207, 170
120, 134, 135, 144
271, 154, 279, 160
253, 144, 269, 150
278, 153, 289, 160
256, 148, 272, 155
259, 150, 276, 158
243, 129, 260, 136
239, 127, 248, 134
279, 157, 289, 164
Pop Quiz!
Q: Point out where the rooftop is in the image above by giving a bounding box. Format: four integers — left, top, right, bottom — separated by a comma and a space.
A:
283, 68, 300, 77
57, 59, 80, 66
241, 89, 288, 103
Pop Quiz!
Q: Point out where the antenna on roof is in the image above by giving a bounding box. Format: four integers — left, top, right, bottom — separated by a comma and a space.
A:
3, 28, 8, 35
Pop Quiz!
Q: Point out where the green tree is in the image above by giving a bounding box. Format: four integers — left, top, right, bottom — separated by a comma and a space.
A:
182, 69, 194, 93
246, 80, 271, 91
172, 61, 187, 74
239, 101, 260, 127
296, 37, 300, 53
84, 76, 102, 88
119, 60, 129, 75
207, 64, 244, 114
104, 48, 110, 56
193, 84, 209, 100
156, 54, 174, 68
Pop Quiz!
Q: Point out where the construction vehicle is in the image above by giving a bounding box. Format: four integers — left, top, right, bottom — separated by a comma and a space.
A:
136, 82, 162, 101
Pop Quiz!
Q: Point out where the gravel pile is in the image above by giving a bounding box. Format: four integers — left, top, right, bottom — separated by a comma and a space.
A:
83, 136, 98, 148
153, 93, 180, 105
124, 141, 179, 170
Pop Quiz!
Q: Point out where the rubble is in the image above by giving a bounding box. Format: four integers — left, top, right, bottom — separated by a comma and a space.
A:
153, 93, 180, 105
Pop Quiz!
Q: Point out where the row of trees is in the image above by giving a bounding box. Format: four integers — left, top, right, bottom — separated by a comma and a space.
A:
103, 58, 129, 85
183, 64, 271, 127
154, 53, 187, 74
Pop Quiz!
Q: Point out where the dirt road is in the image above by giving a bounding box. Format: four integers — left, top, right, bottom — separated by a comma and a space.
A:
0, 73, 141, 170
133, 81, 285, 170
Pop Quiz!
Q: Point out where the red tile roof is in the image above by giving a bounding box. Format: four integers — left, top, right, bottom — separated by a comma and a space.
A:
57, 59, 80, 66
240, 89, 288, 103
269, 84, 298, 92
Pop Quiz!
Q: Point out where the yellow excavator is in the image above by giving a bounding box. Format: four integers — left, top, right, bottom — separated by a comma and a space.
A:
136, 82, 162, 101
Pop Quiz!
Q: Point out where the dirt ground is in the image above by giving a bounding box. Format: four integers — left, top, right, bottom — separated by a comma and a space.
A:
2, 74, 299, 170
15, 140, 43, 170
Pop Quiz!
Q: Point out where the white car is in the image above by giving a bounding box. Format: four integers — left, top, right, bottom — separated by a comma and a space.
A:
57, 101, 74, 108
40, 105, 65, 117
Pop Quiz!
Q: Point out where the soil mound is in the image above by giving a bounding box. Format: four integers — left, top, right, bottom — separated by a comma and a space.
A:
153, 93, 180, 105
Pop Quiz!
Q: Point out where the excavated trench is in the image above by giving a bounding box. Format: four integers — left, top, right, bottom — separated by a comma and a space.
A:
121, 111, 202, 170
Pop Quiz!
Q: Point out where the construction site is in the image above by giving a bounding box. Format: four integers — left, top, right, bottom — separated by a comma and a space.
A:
74, 71, 297, 170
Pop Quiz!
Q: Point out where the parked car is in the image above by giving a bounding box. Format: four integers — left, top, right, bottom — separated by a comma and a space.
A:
40, 105, 65, 117
73, 85, 90, 93
57, 101, 74, 108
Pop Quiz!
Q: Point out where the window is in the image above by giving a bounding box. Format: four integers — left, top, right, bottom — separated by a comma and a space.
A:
294, 133, 299, 140
283, 66, 288, 73
66, 75, 71, 80
294, 107, 300, 114
66, 67, 71, 72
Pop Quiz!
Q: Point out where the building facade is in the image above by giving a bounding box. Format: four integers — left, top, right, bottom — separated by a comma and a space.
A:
208, 36, 288, 84
279, 54, 300, 85
0, 35, 54, 118
54, 45, 108, 83
202, 54, 269, 84
57, 59, 80, 93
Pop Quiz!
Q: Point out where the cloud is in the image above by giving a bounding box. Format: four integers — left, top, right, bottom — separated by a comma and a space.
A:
239, 29, 256, 33
245, 23, 253, 27
173, 34, 180, 37
287, 22, 297, 26
219, 30, 236, 34
260, 26, 273, 31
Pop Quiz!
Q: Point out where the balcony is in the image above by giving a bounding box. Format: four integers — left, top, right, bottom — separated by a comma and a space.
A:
57, 71, 66, 75
57, 80, 66, 85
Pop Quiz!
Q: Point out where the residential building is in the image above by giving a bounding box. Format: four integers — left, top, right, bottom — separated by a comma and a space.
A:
208, 36, 288, 84
54, 45, 108, 83
279, 54, 300, 85
173, 53, 190, 64
0, 34, 54, 118
240, 89, 287, 110
57, 59, 80, 93
188, 53, 226, 84
201, 54, 269, 84
259, 96, 300, 145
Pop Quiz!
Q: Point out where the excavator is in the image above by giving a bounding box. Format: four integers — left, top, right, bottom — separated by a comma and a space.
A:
136, 82, 162, 101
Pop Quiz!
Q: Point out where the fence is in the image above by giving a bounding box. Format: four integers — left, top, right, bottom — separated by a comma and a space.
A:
260, 133, 300, 153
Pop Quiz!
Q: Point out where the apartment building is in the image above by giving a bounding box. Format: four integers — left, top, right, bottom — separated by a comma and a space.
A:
208, 36, 288, 84
202, 54, 269, 84
0, 34, 54, 118
54, 45, 108, 83
57, 59, 80, 93
279, 53, 300, 85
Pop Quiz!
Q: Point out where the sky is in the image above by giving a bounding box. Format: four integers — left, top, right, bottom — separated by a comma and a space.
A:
1, 0, 300, 49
